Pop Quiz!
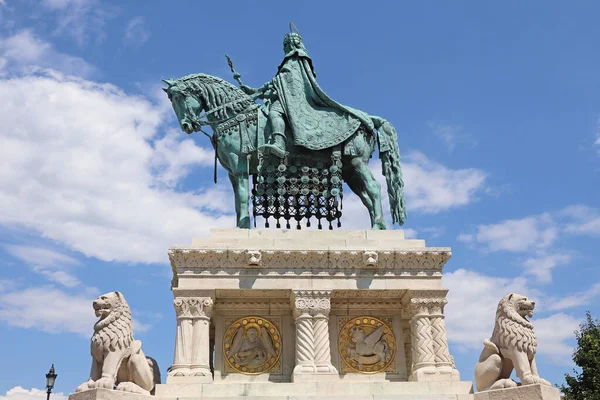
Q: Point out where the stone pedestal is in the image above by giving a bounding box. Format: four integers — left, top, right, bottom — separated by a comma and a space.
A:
473, 384, 562, 400
161, 228, 471, 398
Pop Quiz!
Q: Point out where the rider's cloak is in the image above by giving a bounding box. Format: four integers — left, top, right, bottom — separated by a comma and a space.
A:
267, 48, 374, 151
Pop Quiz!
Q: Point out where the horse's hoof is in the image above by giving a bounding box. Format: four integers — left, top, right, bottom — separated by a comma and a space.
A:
237, 217, 251, 229
371, 223, 387, 230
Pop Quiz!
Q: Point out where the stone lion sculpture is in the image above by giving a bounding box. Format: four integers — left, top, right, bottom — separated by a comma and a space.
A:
474, 293, 551, 392
76, 291, 160, 395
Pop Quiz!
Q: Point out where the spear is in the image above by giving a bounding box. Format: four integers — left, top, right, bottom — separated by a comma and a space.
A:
225, 54, 243, 86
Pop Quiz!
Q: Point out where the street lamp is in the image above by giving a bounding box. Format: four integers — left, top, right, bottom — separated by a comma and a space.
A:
45, 364, 57, 400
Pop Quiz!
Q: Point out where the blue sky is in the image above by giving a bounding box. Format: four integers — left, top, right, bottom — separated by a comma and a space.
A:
0, 0, 599, 397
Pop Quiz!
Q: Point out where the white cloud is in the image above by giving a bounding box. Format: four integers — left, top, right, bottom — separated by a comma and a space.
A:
335, 151, 487, 229
444, 268, 538, 351
456, 206, 600, 282
458, 213, 557, 252
151, 129, 214, 188
595, 118, 600, 150
3, 244, 80, 266
124, 16, 150, 48
404, 228, 418, 239
0, 279, 16, 292
534, 313, 579, 365
3, 244, 82, 287
546, 282, 600, 312
561, 205, 600, 235
0, 286, 96, 335
0, 72, 234, 264
420, 225, 445, 239
444, 269, 576, 364
0, 285, 155, 336
0, 30, 94, 77
32, 266, 81, 287
403, 151, 487, 213
427, 121, 475, 151
522, 253, 572, 284
0, 387, 67, 400
41, 0, 108, 46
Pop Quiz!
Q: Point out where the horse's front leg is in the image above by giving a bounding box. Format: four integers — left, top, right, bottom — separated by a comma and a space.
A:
228, 173, 251, 229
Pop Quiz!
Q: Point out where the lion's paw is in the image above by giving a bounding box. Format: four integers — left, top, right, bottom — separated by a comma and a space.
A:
90, 377, 115, 390
489, 378, 518, 390
75, 380, 93, 393
521, 374, 543, 385
116, 382, 150, 395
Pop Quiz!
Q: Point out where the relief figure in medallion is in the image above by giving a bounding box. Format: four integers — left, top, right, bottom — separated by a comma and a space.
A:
230, 324, 277, 367
348, 325, 391, 366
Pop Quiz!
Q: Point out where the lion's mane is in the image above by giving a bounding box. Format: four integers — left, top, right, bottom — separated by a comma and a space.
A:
490, 294, 536, 356
91, 292, 134, 358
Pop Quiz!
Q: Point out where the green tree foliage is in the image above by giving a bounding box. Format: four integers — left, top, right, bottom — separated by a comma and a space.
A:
559, 311, 600, 400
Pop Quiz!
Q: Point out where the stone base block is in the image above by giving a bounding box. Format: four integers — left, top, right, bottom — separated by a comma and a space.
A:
155, 381, 474, 398
71, 385, 476, 400
69, 389, 152, 400
474, 384, 561, 400
411, 367, 461, 383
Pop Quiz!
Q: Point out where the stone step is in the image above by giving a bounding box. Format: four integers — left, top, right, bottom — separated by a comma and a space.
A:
155, 381, 474, 398
173, 396, 473, 400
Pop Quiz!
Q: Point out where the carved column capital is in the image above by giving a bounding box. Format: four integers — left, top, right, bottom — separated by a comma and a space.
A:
291, 290, 332, 318
174, 297, 214, 319
427, 298, 448, 316
404, 290, 448, 319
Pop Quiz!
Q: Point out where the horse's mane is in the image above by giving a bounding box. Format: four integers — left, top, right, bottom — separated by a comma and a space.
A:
172, 73, 254, 120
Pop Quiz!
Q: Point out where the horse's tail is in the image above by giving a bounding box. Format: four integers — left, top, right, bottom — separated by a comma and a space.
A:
371, 116, 407, 225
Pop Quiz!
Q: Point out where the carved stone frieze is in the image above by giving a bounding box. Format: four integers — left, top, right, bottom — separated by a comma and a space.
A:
168, 247, 451, 275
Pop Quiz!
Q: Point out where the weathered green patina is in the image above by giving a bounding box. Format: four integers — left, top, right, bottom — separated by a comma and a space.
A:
163, 28, 406, 230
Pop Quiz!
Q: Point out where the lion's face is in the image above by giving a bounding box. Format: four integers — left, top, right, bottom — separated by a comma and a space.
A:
507, 293, 535, 321
93, 292, 121, 320
350, 327, 366, 343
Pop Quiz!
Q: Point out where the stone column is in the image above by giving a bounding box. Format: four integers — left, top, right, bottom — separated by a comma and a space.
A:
407, 299, 437, 381
291, 290, 338, 381
429, 299, 460, 380
168, 296, 214, 382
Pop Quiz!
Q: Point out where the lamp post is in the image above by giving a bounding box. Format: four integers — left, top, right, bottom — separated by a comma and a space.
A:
45, 364, 57, 400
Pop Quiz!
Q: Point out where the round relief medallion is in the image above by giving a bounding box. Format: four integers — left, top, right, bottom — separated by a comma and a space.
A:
223, 316, 282, 375
339, 316, 396, 374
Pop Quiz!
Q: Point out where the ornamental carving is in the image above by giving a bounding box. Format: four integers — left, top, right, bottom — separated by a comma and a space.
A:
292, 290, 332, 317
363, 251, 378, 266
169, 247, 452, 275
223, 316, 282, 375
338, 316, 396, 374
246, 250, 262, 266
173, 297, 213, 318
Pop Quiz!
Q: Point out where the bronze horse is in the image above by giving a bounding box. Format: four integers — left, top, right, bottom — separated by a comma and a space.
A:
163, 73, 406, 229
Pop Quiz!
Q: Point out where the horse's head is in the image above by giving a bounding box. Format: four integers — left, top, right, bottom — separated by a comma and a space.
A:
162, 79, 204, 134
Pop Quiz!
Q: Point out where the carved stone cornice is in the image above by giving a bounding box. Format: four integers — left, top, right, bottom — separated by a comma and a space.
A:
214, 298, 290, 311
168, 248, 451, 275
331, 298, 403, 311
291, 290, 332, 318
173, 297, 214, 319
